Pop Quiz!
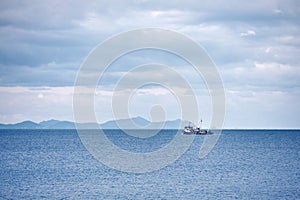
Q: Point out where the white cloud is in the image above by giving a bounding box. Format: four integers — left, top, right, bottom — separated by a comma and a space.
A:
240, 30, 256, 37
0, 86, 74, 123
37, 93, 44, 99
222, 62, 300, 89
273, 9, 283, 14
225, 88, 300, 129
254, 62, 294, 72
265, 47, 271, 53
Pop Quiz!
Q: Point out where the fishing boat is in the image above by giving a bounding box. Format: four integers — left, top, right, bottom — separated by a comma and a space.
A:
182, 120, 212, 135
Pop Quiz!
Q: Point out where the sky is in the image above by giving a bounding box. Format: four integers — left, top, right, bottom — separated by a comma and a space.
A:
0, 0, 299, 129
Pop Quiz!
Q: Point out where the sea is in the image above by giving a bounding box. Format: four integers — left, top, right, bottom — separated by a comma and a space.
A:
0, 129, 299, 199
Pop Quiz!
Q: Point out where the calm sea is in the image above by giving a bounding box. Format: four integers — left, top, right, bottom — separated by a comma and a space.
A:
0, 129, 299, 199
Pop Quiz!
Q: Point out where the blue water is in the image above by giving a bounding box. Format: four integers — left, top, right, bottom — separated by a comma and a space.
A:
0, 129, 300, 199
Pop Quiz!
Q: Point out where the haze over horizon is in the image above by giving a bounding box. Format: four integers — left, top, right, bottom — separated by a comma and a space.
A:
0, 0, 299, 129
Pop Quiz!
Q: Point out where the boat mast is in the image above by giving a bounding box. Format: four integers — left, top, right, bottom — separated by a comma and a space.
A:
200, 119, 202, 131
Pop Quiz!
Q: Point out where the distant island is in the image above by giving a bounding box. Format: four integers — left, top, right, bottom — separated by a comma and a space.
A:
0, 117, 184, 129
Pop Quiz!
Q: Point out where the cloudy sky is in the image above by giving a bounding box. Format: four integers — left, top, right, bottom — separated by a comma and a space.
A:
0, 0, 299, 128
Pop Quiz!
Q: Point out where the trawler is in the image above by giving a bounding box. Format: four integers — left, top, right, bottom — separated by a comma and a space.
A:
183, 120, 212, 135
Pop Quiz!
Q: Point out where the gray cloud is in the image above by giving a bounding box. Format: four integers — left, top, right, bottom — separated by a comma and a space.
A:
0, 63, 77, 86
0, 0, 299, 127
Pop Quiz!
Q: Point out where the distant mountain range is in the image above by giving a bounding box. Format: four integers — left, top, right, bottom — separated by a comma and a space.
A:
0, 117, 185, 129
